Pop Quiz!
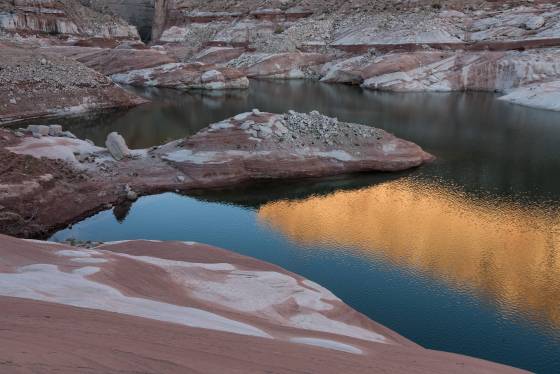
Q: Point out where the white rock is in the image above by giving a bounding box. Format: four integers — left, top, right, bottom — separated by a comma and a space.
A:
201, 69, 225, 83
105, 132, 131, 161
524, 16, 545, 30
27, 125, 49, 137
48, 125, 63, 137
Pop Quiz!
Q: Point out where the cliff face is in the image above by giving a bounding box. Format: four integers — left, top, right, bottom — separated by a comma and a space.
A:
80, 0, 155, 41
0, 0, 140, 39
150, 0, 560, 111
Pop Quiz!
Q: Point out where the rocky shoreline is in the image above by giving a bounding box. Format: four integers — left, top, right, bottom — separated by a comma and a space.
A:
0, 110, 433, 238
1, 0, 559, 124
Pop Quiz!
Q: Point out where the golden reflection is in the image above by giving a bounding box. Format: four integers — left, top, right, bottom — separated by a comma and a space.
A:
258, 180, 560, 326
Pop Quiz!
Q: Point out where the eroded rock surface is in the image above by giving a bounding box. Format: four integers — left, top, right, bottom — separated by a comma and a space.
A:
0, 46, 147, 125
148, 0, 560, 111
0, 111, 432, 237
0, 0, 140, 41
0, 235, 528, 373
111, 62, 250, 90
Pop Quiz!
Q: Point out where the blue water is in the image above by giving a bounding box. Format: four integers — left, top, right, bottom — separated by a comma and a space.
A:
50, 81, 560, 373
51, 192, 560, 373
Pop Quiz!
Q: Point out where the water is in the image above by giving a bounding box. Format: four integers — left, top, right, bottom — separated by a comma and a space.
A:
50, 81, 560, 373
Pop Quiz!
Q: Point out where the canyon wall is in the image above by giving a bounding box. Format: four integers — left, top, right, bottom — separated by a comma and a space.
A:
148, 0, 560, 111
81, 0, 155, 41
0, 0, 140, 39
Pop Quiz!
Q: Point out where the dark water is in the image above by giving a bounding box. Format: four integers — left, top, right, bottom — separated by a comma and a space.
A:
50, 81, 560, 373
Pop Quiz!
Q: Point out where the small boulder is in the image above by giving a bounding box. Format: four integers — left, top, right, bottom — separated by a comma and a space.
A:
524, 16, 545, 30
105, 132, 131, 161
127, 190, 138, 201
27, 125, 49, 137
48, 124, 63, 136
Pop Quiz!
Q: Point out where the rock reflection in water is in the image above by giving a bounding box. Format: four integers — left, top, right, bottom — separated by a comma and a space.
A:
258, 178, 560, 327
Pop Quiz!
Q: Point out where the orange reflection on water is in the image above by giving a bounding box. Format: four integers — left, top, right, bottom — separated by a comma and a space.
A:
258, 179, 560, 326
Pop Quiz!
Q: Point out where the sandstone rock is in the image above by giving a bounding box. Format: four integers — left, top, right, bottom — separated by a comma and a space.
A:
0, 235, 528, 374
0, 0, 140, 40
61, 131, 78, 139
159, 110, 434, 185
193, 47, 246, 65
0, 47, 147, 125
499, 81, 560, 111
48, 125, 63, 137
27, 125, 50, 137
47, 47, 177, 76
105, 132, 131, 161
126, 190, 138, 201
242, 52, 333, 79
355, 50, 560, 93
111, 63, 249, 90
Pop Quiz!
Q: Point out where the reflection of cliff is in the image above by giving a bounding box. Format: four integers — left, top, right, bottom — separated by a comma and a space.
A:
258, 179, 560, 326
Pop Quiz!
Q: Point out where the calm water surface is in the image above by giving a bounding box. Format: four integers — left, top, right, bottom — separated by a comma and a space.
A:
50, 81, 560, 373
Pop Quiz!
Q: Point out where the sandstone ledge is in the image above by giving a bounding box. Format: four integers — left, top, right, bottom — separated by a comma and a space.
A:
0, 234, 529, 374
0, 111, 432, 238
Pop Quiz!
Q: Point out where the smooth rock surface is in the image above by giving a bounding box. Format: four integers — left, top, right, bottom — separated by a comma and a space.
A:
0, 234, 530, 374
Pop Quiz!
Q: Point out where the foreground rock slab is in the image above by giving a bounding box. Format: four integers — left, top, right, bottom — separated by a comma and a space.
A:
0, 234, 529, 374
0, 111, 432, 237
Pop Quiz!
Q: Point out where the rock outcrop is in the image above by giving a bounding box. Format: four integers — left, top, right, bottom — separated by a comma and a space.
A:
148, 0, 560, 111
0, 0, 140, 41
499, 80, 560, 111
0, 110, 432, 237
0, 46, 147, 125
4, 0, 559, 110
47, 45, 177, 75
111, 62, 250, 90
80, 0, 155, 41
0, 234, 528, 373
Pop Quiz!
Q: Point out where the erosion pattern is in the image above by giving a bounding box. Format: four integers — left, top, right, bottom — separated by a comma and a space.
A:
0, 110, 433, 237
2, 0, 559, 122
80, 0, 155, 41
0, 234, 529, 373
0, 0, 139, 39
149, 0, 560, 110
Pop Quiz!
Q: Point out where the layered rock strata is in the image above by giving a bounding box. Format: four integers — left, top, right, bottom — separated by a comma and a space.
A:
149, 1, 560, 111
0, 0, 140, 41
0, 110, 433, 237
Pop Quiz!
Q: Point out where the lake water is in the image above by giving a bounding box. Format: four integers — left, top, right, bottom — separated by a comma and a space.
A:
50, 81, 560, 373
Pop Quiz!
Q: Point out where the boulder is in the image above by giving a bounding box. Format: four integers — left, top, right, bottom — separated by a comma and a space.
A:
48, 125, 63, 137
105, 132, 131, 161
27, 125, 50, 137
